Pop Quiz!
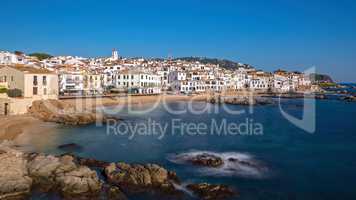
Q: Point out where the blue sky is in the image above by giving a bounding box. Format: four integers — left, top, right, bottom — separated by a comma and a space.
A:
1, 0, 355, 82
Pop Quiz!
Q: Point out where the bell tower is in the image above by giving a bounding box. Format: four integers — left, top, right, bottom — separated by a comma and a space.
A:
112, 48, 119, 60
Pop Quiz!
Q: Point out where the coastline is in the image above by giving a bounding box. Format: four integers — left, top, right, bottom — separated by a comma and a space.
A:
0, 92, 339, 142
60, 94, 209, 110
0, 115, 56, 141
1, 91, 349, 142
0, 94, 208, 142
1, 94, 355, 199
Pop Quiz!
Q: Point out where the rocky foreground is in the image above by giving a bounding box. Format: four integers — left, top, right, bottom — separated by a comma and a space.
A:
0, 143, 237, 200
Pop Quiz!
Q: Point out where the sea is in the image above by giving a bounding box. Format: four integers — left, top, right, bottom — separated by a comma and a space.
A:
16, 96, 356, 200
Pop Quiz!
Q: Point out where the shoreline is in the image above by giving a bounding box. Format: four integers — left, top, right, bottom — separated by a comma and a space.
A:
0, 94, 208, 142
0, 92, 352, 142
60, 94, 210, 110
0, 115, 57, 141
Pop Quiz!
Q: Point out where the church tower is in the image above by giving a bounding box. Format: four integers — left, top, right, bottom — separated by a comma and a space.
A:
112, 48, 119, 60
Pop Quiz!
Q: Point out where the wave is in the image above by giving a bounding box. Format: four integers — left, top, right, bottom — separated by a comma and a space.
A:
171, 182, 195, 197
167, 150, 269, 178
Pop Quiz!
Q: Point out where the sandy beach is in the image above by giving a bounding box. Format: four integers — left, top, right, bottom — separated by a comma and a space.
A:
61, 94, 210, 110
0, 94, 209, 141
0, 115, 57, 141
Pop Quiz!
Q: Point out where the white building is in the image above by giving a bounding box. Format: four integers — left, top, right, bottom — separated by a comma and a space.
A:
0, 51, 27, 65
0, 65, 58, 99
115, 70, 161, 94
59, 71, 85, 95
273, 74, 294, 92
249, 75, 272, 91
83, 73, 104, 95
112, 49, 119, 61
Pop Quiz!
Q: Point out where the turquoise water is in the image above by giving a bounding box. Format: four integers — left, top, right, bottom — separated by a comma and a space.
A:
23, 99, 356, 200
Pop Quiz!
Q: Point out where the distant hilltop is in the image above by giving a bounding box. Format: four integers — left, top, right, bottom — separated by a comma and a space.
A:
310, 73, 334, 83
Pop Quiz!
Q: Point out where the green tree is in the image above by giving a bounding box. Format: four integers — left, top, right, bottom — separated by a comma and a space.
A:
29, 53, 53, 60
0, 87, 8, 94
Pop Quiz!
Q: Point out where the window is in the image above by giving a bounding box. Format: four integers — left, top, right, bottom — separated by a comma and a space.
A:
33, 87, 38, 95
43, 76, 47, 85
43, 88, 47, 95
131, 75, 134, 79
11, 76, 14, 82
33, 76, 38, 86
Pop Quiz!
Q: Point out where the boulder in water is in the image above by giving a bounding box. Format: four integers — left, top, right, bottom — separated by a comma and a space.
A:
77, 157, 110, 169
189, 153, 224, 168
27, 154, 102, 198
58, 143, 83, 152
187, 183, 237, 200
104, 162, 177, 194
106, 185, 128, 200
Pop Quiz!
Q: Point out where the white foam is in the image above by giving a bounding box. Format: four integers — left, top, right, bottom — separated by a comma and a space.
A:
167, 150, 269, 178
171, 182, 195, 197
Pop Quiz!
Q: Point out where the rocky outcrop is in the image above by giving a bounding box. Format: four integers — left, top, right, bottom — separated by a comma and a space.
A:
0, 145, 32, 200
28, 100, 120, 125
0, 143, 102, 200
0, 144, 236, 200
56, 166, 102, 198
27, 154, 102, 199
104, 162, 179, 194
209, 96, 273, 106
187, 183, 237, 200
76, 156, 111, 169
189, 153, 224, 168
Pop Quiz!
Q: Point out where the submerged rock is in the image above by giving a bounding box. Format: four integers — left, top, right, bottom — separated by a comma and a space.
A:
58, 143, 83, 152
190, 153, 224, 168
341, 96, 356, 102
105, 185, 128, 200
77, 157, 111, 169
187, 183, 237, 200
218, 97, 273, 106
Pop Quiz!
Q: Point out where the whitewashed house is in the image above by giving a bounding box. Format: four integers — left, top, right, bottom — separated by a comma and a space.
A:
59, 71, 85, 95
116, 70, 161, 94
0, 51, 27, 65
